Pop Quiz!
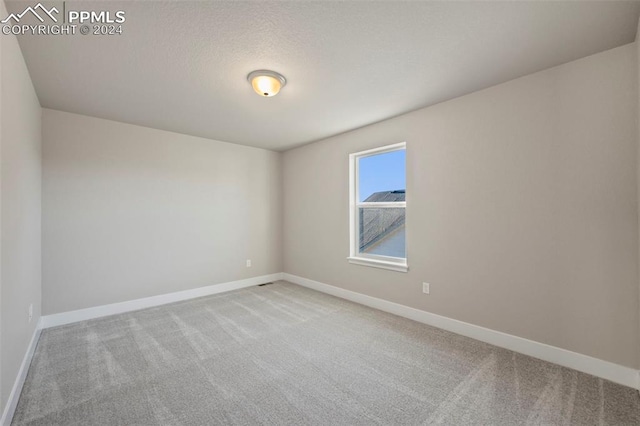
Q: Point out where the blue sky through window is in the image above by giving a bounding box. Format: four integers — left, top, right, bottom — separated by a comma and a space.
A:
358, 149, 406, 202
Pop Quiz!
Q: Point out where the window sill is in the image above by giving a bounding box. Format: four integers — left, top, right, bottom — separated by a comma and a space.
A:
347, 257, 408, 273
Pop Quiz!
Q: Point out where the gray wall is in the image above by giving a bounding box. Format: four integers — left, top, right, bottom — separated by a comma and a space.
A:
42, 109, 282, 315
637, 20, 640, 371
0, 0, 42, 412
283, 43, 639, 369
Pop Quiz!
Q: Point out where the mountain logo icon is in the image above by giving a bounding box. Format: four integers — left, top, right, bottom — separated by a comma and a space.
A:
1, 3, 59, 24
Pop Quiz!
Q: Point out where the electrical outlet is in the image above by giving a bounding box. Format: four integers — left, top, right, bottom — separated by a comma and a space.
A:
246, 259, 252, 267
28, 304, 33, 323
422, 282, 430, 294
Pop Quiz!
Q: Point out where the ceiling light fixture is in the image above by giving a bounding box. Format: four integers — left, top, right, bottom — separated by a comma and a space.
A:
247, 70, 286, 97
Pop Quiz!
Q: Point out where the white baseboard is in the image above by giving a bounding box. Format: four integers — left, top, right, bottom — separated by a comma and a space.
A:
40, 273, 283, 329
283, 273, 640, 390
1, 320, 42, 426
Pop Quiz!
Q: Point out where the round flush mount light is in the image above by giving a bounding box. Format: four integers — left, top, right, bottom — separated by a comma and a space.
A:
247, 70, 286, 97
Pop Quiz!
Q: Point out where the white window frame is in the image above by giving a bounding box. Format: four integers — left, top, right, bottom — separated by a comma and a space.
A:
348, 142, 408, 273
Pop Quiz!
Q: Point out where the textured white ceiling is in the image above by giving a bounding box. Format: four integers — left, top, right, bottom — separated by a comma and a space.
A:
8, 1, 640, 151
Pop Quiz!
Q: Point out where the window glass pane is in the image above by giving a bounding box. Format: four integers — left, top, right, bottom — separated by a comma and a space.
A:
359, 207, 406, 258
358, 149, 406, 202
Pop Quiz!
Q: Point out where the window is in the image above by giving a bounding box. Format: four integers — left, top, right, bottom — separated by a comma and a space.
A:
349, 142, 407, 272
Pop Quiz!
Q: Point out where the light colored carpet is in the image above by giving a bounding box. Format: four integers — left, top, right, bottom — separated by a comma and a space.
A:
12, 281, 640, 425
